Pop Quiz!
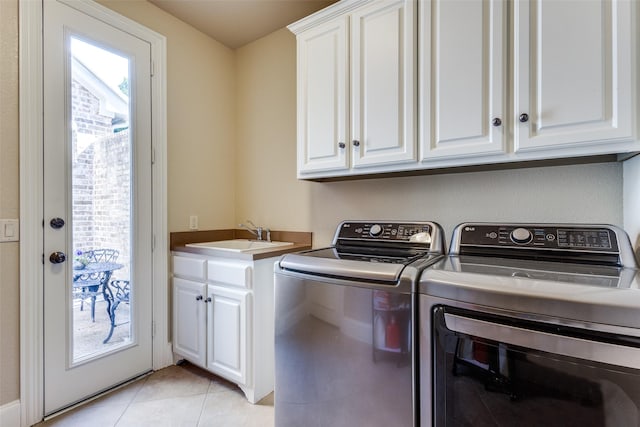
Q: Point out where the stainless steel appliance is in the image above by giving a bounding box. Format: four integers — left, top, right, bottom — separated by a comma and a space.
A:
274, 221, 445, 427
419, 223, 640, 427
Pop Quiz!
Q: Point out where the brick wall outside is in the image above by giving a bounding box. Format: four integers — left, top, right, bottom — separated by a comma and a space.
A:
72, 80, 131, 281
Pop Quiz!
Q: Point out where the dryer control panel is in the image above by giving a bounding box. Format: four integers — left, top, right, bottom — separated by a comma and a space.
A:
450, 223, 638, 267
458, 224, 617, 251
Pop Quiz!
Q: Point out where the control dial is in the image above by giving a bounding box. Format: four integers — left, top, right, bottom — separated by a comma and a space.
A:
510, 227, 533, 244
369, 224, 384, 237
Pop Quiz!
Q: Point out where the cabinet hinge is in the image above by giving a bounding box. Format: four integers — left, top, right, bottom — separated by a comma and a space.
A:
151, 147, 156, 165
151, 60, 155, 78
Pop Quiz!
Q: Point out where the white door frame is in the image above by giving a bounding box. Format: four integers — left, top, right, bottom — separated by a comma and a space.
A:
19, 1, 170, 425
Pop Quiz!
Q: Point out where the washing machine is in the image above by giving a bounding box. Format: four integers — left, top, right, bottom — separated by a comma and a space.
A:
275, 221, 445, 427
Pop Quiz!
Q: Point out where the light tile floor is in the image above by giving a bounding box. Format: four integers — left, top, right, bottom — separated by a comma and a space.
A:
35, 363, 274, 427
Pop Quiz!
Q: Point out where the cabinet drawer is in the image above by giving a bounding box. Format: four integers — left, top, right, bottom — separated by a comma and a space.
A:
173, 255, 206, 280
207, 260, 252, 289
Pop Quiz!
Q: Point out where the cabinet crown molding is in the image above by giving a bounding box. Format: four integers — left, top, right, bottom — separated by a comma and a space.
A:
287, 0, 371, 34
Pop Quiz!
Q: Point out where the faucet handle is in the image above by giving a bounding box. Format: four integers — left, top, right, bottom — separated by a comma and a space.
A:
266, 228, 271, 242
256, 226, 263, 241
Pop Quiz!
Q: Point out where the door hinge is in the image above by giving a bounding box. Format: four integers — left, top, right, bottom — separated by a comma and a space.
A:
152, 320, 156, 338
151, 60, 155, 78
151, 147, 156, 165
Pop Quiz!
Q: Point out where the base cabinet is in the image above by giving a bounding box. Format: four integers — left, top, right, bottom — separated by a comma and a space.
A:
206, 284, 249, 385
173, 277, 207, 368
172, 253, 273, 404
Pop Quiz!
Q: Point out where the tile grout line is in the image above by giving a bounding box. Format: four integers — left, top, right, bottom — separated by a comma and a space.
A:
113, 373, 151, 426
195, 378, 215, 426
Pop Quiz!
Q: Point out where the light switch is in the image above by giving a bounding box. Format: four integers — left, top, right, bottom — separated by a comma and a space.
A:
0, 219, 19, 242
189, 215, 198, 230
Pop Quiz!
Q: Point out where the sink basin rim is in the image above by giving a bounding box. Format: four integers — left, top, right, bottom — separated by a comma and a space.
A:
186, 239, 294, 252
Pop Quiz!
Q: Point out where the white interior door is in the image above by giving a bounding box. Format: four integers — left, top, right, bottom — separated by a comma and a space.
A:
43, 0, 153, 415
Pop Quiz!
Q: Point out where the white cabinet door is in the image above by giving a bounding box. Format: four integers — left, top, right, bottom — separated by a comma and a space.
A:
173, 278, 206, 368
514, 0, 635, 152
297, 16, 349, 174
207, 284, 250, 386
351, 0, 417, 168
420, 0, 506, 161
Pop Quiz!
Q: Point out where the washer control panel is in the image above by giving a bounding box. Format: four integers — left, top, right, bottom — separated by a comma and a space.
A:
458, 224, 619, 252
336, 221, 434, 243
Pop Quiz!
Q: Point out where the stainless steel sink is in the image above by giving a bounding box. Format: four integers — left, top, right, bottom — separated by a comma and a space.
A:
186, 239, 294, 253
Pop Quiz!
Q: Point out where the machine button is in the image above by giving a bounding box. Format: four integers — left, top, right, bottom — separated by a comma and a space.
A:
369, 224, 383, 237
510, 227, 533, 244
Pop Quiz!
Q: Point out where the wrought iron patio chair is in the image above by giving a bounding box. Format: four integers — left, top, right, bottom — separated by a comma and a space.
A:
103, 280, 130, 343
73, 248, 119, 322
86, 248, 119, 264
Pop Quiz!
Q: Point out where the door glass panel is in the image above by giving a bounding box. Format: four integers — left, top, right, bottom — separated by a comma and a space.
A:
70, 37, 132, 362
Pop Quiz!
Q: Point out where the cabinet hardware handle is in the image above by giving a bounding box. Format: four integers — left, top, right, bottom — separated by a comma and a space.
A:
195, 295, 203, 301
352, 140, 360, 147
205, 297, 212, 303
519, 113, 529, 123
492, 118, 502, 127
338, 142, 345, 149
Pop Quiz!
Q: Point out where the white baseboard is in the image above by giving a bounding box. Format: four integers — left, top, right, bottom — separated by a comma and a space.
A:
0, 400, 20, 427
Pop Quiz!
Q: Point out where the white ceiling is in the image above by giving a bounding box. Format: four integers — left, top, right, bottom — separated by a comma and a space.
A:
148, 0, 338, 49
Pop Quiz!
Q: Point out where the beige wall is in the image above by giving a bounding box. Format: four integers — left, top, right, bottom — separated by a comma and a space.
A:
624, 155, 640, 253
308, 163, 624, 247
235, 28, 312, 231
98, 0, 237, 232
0, 0, 20, 407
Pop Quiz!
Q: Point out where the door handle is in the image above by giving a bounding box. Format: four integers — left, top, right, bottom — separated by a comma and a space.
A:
443, 313, 640, 370
50, 217, 65, 229
49, 251, 67, 264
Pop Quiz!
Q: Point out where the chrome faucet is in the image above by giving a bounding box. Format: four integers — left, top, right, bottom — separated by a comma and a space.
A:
239, 220, 263, 241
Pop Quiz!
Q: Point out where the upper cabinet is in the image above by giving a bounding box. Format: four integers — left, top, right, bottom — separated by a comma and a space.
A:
291, 0, 639, 180
513, 0, 636, 154
294, 16, 349, 174
420, 0, 638, 165
290, 0, 417, 178
350, 0, 416, 169
420, 0, 506, 161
